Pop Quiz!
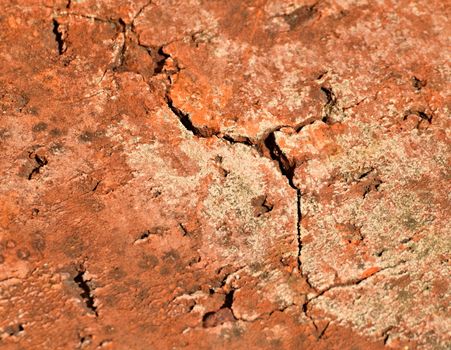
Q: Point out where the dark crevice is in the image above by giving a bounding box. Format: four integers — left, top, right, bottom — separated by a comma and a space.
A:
320, 86, 337, 124
222, 134, 253, 147
91, 180, 101, 192
52, 19, 66, 55
262, 132, 304, 272
74, 267, 98, 316
4, 324, 24, 337
28, 153, 48, 180
293, 116, 323, 132
222, 289, 235, 310
77, 334, 92, 348
263, 132, 296, 189
383, 333, 390, 345
165, 95, 218, 137
165, 81, 305, 275
382, 326, 394, 345
201, 311, 216, 327
202, 289, 237, 328
251, 195, 274, 217
412, 76, 426, 91
135, 230, 152, 242
357, 167, 374, 180
296, 189, 302, 269
260, 196, 274, 215
178, 223, 189, 236
154, 47, 170, 74
403, 108, 433, 128
316, 70, 328, 80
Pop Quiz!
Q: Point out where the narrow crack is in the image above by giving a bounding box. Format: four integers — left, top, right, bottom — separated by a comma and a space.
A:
300, 263, 405, 332
262, 131, 296, 188
132, 0, 152, 23
317, 321, 330, 339
41, 12, 414, 335
304, 261, 406, 314
296, 189, 302, 269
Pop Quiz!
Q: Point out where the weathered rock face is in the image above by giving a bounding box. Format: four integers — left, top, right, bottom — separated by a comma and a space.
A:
0, 1, 449, 349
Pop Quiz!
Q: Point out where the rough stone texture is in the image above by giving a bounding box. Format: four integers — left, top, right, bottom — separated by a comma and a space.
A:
0, 1, 449, 349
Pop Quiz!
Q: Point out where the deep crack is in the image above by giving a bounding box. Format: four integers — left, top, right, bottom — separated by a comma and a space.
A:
296, 189, 302, 269
74, 267, 98, 316
148, 45, 306, 291
262, 131, 296, 189
52, 19, 66, 55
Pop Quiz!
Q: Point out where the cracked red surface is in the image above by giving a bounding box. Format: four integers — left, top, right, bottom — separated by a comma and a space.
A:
0, 0, 449, 349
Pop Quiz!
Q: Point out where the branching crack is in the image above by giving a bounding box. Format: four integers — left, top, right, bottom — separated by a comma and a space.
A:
262, 131, 296, 188
317, 321, 330, 339
28, 153, 48, 180
303, 261, 406, 318
160, 51, 307, 275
